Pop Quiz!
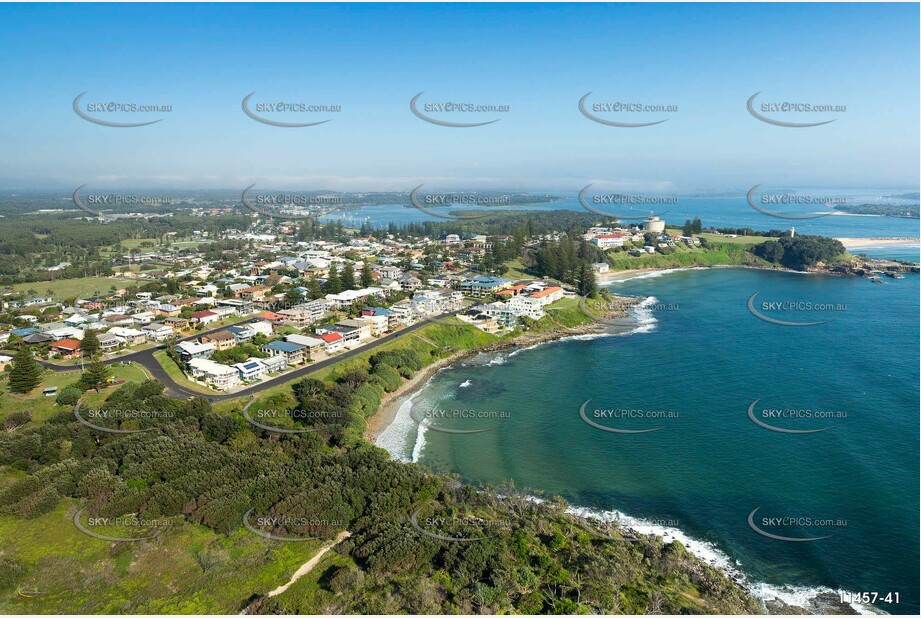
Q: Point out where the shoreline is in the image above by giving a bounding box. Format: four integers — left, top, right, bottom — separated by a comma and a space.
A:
364, 317, 619, 442
362, 278, 880, 616
835, 236, 919, 248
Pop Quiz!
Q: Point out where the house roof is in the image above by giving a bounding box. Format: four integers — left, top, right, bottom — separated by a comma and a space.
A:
203, 330, 235, 341
531, 286, 563, 298
50, 338, 81, 350
191, 310, 217, 319
318, 332, 342, 343
263, 340, 304, 353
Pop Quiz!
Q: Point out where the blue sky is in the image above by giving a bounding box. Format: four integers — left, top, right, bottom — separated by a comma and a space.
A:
0, 2, 917, 193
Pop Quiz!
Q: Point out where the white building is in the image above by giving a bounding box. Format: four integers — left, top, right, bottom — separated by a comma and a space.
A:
324, 287, 385, 309
642, 215, 666, 233
481, 301, 518, 329
591, 233, 628, 249
176, 340, 215, 361
508, 296, 545, 320
188, 358, 240, 390
245, 320, 274, 337
233, 358, 267, 381
260, 354, 287, 373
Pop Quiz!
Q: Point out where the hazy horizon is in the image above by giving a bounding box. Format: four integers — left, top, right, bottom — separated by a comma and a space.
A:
0, 3, 918, 192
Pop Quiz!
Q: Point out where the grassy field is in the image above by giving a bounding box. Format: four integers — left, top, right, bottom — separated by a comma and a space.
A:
0, 363, 150, 426
696, 232, 775, 246
0, 500, 326, 614
118, 238, 159, 249
503, 258, 534, 281
604, 239, 773, 271
7, 276, 136, 300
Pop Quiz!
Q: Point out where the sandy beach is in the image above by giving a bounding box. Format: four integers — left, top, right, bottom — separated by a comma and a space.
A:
835, 236, 920, 248
365, 352, 472, 442
364, 305, 640, 443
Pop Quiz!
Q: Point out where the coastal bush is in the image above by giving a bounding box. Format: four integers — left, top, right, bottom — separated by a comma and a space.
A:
370, 363, 401, 392
0, 362, 763, 615
751, 235, 847, 269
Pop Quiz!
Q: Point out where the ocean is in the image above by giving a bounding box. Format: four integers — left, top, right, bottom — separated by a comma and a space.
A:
376, 267, 920, 614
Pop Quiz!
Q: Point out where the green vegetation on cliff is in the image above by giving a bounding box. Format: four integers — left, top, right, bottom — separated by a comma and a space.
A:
0, 317, 759, 615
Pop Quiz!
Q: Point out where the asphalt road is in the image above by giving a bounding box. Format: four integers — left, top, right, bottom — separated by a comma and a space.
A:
35, 313, 456, 402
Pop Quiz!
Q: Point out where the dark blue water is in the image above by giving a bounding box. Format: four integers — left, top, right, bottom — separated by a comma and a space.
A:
382, 268, 919, 613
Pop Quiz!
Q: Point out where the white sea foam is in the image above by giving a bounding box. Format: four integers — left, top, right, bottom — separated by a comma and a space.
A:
563, 501, 882, 615
375, 379, 432, 463
459, 380, 472, 388
609, 266, 710, 283
619, 295, 659, 334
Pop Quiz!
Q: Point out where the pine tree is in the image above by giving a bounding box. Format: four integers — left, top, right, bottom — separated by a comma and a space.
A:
682, 220, 694, 236
692, 217, 703, 234
341, 262, 356, 290
306, 276, 323, 300
80, 359, 111, 392
326, 263, 342, 294
8, 345, 43, 394
81, 329, 100, 358
360, 263, 373, 288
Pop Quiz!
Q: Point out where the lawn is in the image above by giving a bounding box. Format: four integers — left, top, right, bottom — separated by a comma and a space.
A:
503, 258, 534, 281
696, 232, 775, 246
118, 238, 159, 249
0, 362, 151, 426
151, 350, 216, 395
8, 276, 136, 300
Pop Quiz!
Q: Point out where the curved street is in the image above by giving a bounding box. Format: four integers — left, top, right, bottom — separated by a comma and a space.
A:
35, 313, 455, 402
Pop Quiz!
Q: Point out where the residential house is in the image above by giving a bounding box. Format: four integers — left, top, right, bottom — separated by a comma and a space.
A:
530, 286, 564, 306
261, 340, 307, 365
103, 314, 135, 327
315, 323, 361, 346
217, 299, 255, 316
260, 354, 287, 374
318, 332, 343, 354
284, 334, 327, 360
245, 320, 274, 337
337, 319, 373, 342
460, 276, 511, 298
200, 330, 236, 351
98, 332, 122, 352
190, 310, 220, 326
188, 358, 240, 390
176, 340, 215, 361
324, 287, 385, 309
22, 332, 54, 345
157, 304, 181, 317
163, 317, 189, 332
49, 338, 81, 359
226, 325, 255, 343
141, 322, 173, 341
233, 358, 266, 381
131, 311, 156, 325
108, 327, 147, 346
480, 301, 518, 329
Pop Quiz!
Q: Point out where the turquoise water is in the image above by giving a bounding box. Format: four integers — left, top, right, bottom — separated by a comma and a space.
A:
380, 268, 919, 613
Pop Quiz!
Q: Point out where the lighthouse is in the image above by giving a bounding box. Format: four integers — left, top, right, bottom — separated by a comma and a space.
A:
791, 226, 796, 238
